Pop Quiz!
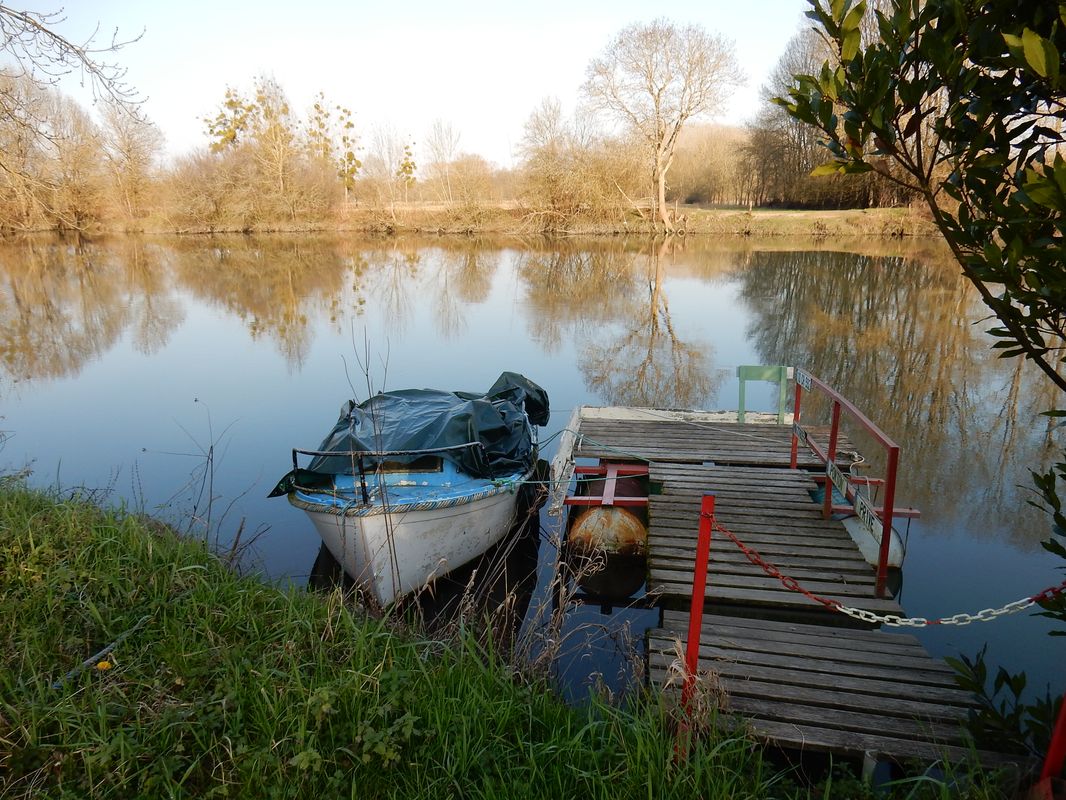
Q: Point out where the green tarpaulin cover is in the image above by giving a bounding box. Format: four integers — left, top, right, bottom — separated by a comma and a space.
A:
269, 372, 548, 496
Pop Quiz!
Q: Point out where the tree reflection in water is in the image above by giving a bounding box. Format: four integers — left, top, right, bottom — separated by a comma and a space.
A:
0, 234, 1059, 546
0, 235, 180, 381
580, 239, 720, 408
736, 248, 1062, 544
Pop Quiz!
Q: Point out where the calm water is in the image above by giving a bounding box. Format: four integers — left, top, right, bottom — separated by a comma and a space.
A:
1, 233, 1063, 699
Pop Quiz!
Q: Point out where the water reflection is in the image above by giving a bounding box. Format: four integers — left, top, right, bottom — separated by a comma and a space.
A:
581, 240, 720, 408
735, 249, 1060, 543
516, 242, 636, 353
166, 236, 363, 368
0, 233, 1059, 544
0, 232, 1061, 703
0, 236, 169, 381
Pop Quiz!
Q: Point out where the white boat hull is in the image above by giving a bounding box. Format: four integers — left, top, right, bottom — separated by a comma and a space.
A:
295, 482, 526, 606
841, 515, 904, 568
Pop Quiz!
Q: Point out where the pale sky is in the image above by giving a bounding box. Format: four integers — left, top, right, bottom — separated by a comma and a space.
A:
43, 0, 811, 167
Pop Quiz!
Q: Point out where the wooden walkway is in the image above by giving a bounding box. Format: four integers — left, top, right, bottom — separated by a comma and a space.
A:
648, 612, 1011, 767
574, 413, 839, 469
569, 408, 902, 619
553, 405, 1010, 768
647, 462, 903, 617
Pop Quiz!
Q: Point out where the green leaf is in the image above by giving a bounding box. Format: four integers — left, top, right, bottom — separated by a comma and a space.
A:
840, 2, 865, 60
1022, 28, 1059, 82
842, 27, 861, 61
810, 162, 844, 177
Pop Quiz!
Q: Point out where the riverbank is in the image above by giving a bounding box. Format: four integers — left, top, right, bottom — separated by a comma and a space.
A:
181, 205, 941, 237
0, 483, 1011, 798
0, 481, 781, 798
9, 205, 941, 238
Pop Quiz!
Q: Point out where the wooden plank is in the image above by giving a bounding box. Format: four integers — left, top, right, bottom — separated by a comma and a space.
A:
646, 668, 970, 721
714, 715, 1017, 768
650, 513, 857, 535
650, 542, 872, 572
646, 648, 974, 706
670, 640, 959, 688
651, 521, 862, 544
646, 580, 903, 614
660, 610, 924, 651
659, 622, 955, 676
649, 555, 876, 586
650, 564, 880, 596
724, 696, 965, 743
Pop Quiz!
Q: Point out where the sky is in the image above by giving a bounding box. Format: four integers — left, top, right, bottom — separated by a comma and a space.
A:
42, 0, 812, 167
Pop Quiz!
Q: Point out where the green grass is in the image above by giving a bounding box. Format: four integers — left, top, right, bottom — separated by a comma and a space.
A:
0, 480, 1012, 798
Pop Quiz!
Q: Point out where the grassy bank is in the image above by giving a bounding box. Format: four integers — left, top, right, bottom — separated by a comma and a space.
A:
0, 482, 1006, 798
0, 481, 783, 798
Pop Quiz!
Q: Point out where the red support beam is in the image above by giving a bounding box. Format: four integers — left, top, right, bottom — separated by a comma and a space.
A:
876, 446, 900, 597
1040, 690, 1066, 783
682, 494, 715, 715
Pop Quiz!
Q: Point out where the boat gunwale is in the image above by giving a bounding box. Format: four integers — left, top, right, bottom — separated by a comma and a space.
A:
288, 468, 531, 517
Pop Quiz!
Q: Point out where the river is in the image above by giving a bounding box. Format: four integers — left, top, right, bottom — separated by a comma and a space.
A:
1, 232, 1062, 702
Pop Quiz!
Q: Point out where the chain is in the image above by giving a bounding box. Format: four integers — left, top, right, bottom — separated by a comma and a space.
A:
702, 513, 1066, 628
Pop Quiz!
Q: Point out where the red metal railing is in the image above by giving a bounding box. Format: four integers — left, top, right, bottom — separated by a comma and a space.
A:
789, 367, 918, 597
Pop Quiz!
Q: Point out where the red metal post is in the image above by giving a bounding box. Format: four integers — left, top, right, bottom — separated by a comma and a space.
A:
822, 401, 841, 519
1040, 690, 1066, 782
682, 494, 715, 714
789, 382, 803, 469
876, 446, 899, 597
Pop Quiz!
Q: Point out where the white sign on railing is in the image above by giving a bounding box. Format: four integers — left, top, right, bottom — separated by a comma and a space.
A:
827, 458, 883, 543
853, 492, 882, 543
795, 369, 813, 391
826, 460, 849, 498
792, 422, 809, 446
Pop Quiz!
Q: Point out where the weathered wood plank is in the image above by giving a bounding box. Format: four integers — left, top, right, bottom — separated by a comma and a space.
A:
654, 621, 955, 676
658, 639, 960, 688
646, 580, 903, 614
649, 565, 877, 596
714, 715, 1016, 767
649, 555, 876, 586
646, 668, 970, 721
660, 610, 925, 651
724, 696, 966, 743
650, 543, 872, 573
646, 646, 974, 706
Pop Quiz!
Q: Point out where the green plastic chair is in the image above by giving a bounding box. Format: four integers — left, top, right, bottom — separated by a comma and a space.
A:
737, 365, 789, 424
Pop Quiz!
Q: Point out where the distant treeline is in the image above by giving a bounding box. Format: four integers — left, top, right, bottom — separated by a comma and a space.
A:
0, 48, 914, 235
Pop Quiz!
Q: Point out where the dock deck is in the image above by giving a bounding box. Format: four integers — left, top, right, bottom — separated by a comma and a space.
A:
647, 612, 1010, 766
552, 400, 1009, 768
564, 406, 903, 619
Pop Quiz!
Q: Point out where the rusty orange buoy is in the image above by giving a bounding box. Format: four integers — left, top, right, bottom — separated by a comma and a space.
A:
568, 506, 647, 556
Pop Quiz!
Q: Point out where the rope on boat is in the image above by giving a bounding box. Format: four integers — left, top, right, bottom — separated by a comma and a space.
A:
702, 512, 1066, 627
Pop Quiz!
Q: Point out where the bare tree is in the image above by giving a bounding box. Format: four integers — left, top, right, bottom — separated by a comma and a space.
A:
47, 93, 107, 228
0, 6, 143, 191
584, 18, 743, 231
100, 101, 162, 222
425, 119, 460, 203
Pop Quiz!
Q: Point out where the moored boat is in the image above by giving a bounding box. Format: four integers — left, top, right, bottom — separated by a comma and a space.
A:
270, 372, 549, 606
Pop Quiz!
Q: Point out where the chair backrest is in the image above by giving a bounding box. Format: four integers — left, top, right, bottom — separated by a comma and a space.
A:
736, 365, 789, 424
